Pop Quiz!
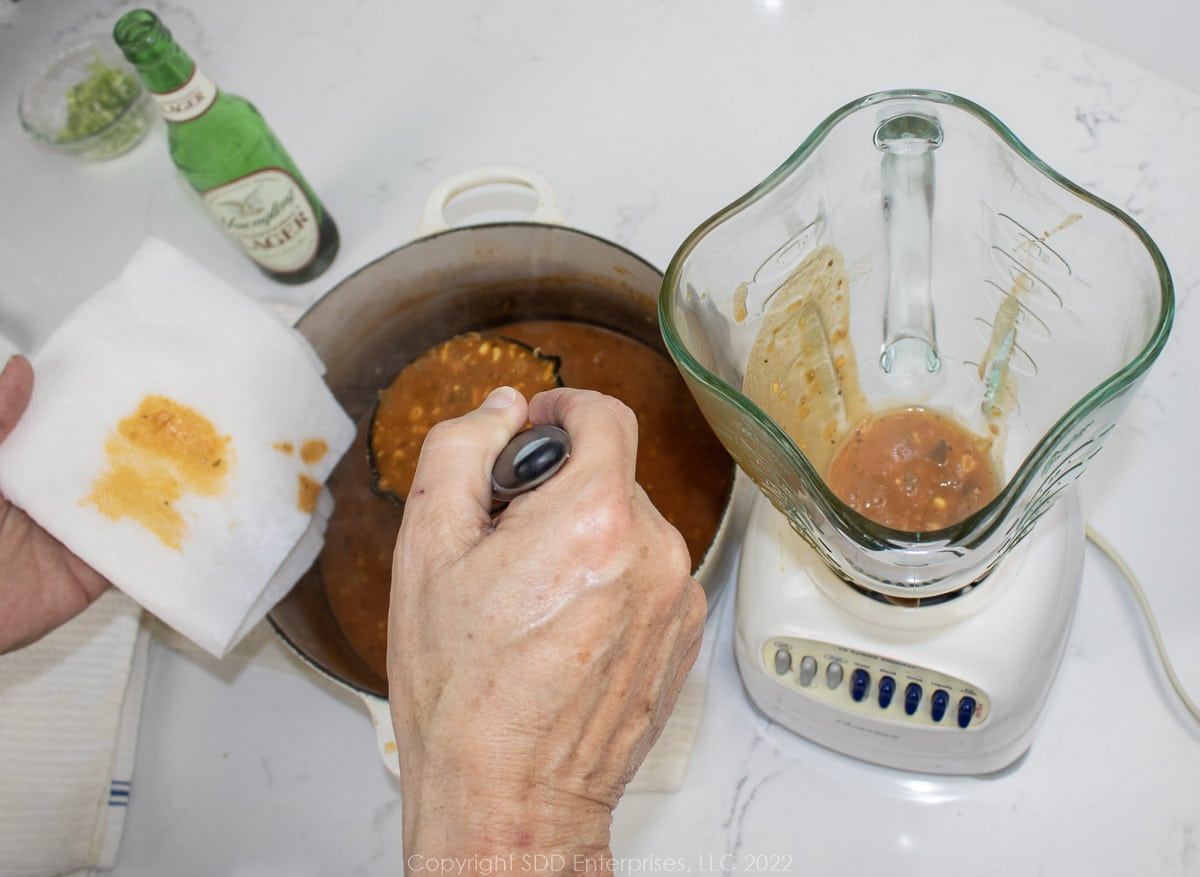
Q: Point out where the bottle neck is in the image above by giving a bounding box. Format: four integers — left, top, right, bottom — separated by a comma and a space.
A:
114, 9, 203, 94
115, 9, 220, 123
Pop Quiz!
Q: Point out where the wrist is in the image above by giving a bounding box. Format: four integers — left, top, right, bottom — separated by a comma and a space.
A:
400, 748, 614, 876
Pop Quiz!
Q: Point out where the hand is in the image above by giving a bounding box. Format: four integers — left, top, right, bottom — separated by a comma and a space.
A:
0, 355, 110, 653
388, 386, 705, 873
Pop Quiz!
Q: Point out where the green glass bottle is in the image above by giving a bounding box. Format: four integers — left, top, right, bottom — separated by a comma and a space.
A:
113, 9, 339, 285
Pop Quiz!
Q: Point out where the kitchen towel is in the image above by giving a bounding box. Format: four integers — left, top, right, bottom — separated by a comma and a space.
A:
0, 589, 148, 877
0, 238, 355, 657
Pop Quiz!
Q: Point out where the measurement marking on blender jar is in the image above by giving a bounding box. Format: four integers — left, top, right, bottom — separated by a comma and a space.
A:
762, 637, 991, 728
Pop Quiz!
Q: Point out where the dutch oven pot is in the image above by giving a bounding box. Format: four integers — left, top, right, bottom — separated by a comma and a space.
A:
267, 166, 750, 775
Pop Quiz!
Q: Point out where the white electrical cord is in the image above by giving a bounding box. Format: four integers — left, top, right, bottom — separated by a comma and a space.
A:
1085, 523, 1200, 726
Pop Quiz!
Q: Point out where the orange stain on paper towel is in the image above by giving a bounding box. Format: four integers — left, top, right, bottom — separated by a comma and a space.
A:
297, 474, 320, 514
83, 396, 234, 550
300, 438, 328, 465
274, 437, 329, 511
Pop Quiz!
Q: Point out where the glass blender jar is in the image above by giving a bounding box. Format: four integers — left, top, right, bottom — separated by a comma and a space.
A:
662, 89, 1172, 600
660, 90, 1173, 772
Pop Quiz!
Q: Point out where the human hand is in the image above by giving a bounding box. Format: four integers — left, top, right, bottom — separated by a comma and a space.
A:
388, 386, 705, 873
0, 355, 110, 653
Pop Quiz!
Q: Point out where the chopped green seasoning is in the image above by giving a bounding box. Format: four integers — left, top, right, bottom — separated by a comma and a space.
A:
58, 51, 141, 140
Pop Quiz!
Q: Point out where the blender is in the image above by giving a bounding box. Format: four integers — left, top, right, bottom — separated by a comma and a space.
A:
660, 90, 1174, 774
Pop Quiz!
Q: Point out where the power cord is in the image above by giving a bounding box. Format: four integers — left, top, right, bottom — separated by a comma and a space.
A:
1085, 523, 1200, 726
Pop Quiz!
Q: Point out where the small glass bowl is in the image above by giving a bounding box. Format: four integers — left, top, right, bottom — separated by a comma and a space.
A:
18, 36, 155, 161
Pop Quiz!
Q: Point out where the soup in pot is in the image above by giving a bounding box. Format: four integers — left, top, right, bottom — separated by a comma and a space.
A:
319, 318, 735, 681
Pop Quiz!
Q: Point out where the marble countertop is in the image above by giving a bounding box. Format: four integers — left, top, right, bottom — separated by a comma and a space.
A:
2, 0, 1198, 874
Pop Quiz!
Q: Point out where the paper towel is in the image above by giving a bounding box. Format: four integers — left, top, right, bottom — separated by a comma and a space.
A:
0, 238, 355, 657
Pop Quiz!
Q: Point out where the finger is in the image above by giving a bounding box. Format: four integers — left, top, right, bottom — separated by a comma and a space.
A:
527, 387, 640, 484
404, 385, 530, 529
0, 355, 33, 443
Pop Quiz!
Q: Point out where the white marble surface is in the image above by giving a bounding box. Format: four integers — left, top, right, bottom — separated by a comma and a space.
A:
2, 0, 1199, 874
1005, 0, 1200, 96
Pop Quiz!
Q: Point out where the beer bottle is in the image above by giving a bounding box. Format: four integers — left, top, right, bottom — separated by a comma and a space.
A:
113, 9, 339, 285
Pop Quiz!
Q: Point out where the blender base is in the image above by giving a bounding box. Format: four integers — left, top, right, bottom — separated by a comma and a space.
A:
734, 491, 1084, 775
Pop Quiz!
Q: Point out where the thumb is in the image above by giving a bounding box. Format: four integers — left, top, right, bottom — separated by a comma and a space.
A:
403, 385, 529, 533
0, 355, 33, 443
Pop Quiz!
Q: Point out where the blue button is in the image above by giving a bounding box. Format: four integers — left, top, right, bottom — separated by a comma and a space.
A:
851, 669, 870, 702
904, 682, 922, 715
957, 696, 977, 728
877, 676, 896, 708
931, 689, 950, 722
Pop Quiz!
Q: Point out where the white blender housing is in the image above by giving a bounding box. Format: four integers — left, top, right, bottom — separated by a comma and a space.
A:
734, 491, 1082, 774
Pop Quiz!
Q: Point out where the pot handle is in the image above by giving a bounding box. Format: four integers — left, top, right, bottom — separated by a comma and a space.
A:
415, 164, 566, 237
358, 691, 402, 779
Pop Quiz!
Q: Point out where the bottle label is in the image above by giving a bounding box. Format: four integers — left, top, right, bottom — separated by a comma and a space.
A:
202, 168, 320, 274
152, 66, 219, 123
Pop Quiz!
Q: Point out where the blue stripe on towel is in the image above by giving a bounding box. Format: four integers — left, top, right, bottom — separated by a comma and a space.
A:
109, 779, 131, 806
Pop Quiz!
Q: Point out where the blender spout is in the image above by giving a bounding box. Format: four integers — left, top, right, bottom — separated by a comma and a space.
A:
876, 112, 942, 377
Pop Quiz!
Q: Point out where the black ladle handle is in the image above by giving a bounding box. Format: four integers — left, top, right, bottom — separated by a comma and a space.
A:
491, 424, 571, 503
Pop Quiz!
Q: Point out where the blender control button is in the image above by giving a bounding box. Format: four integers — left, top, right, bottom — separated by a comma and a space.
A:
931, 689, 950, 722
799, 656, 818, 686
877, 676, 896, 708
773, 648, 791, 676
957, 696, 977, 729
826, 662, 844, 689
851, 669, 870, 702
904, 683, 923, 715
